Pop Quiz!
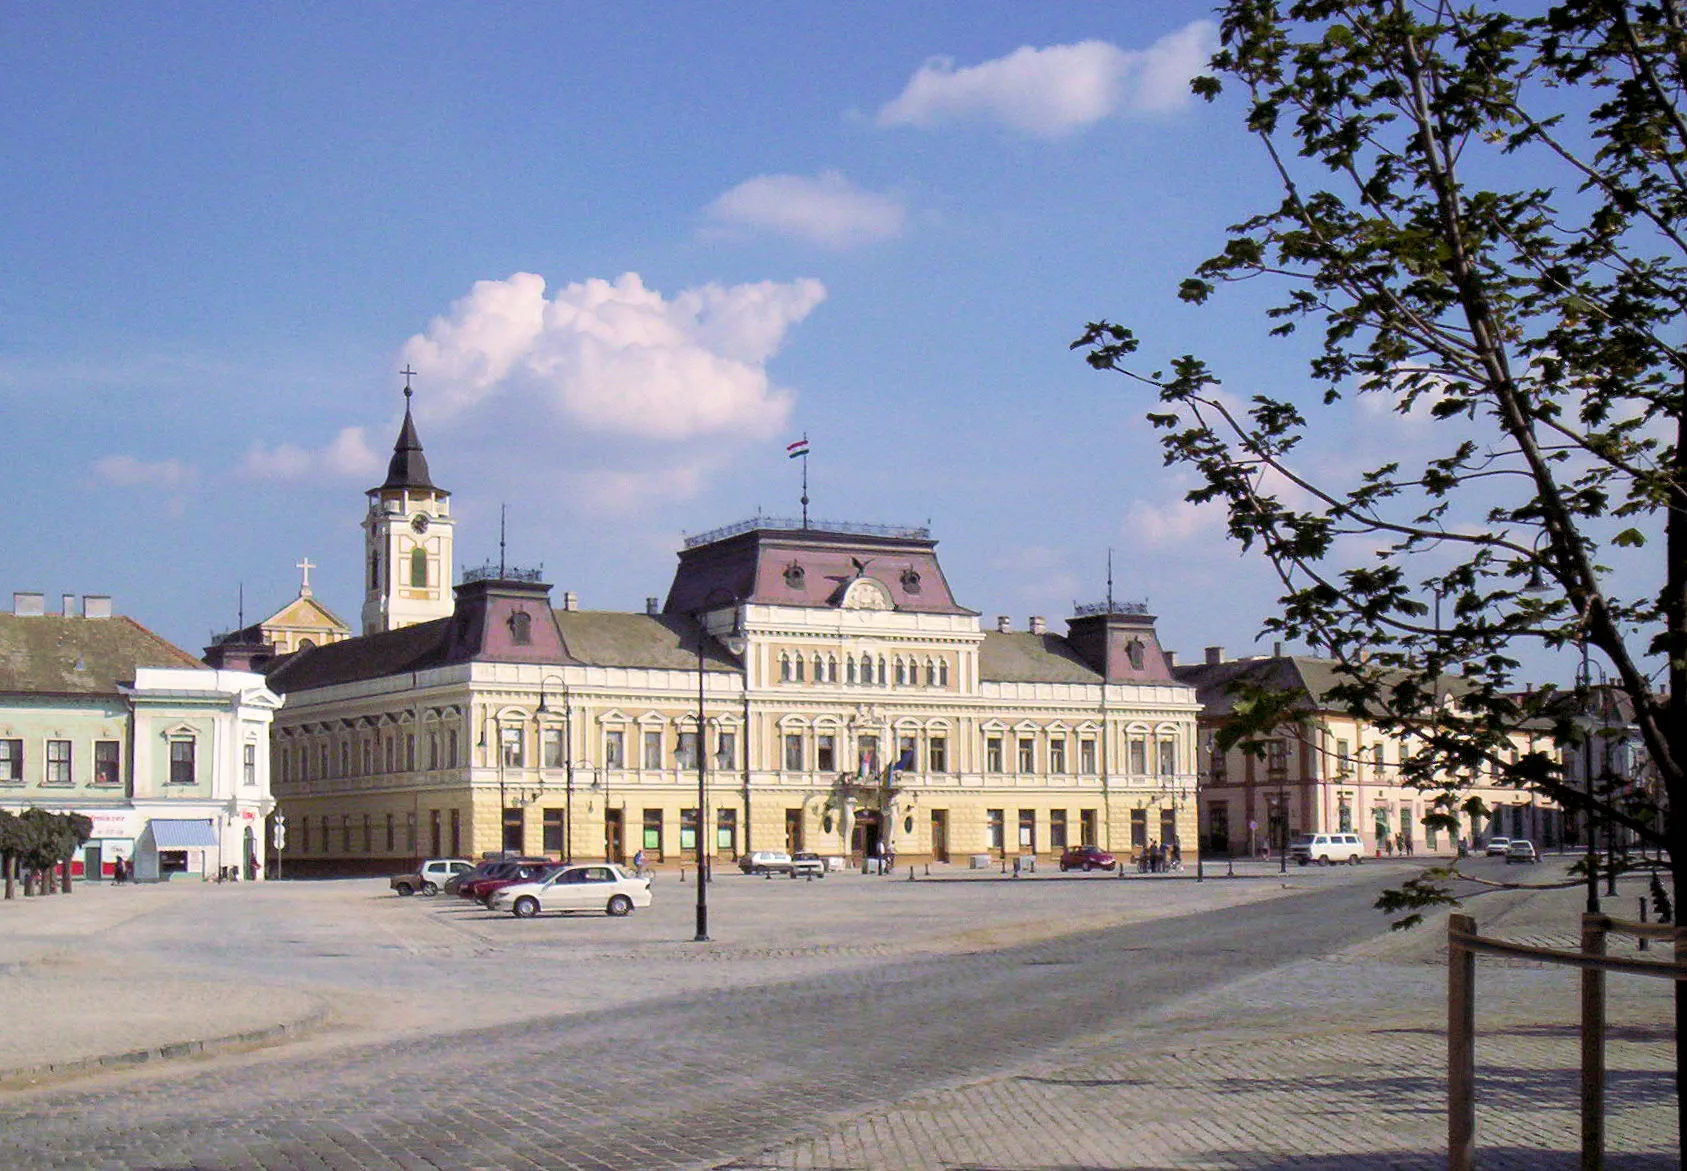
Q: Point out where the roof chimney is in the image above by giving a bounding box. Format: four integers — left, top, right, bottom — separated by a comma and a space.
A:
62, 594, 75, 617
13, 592, 43, 617
1205, 645, 1225, 666
562, 591, 578, 612
1029, 616, 1046, 636
646, 596, 660, 616
1165, 650, 1177, 667
1273, 640, 1283, 658
82, 595, 111, 619
996, 616, 1012, 633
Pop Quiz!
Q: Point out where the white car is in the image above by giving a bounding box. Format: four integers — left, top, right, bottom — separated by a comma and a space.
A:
490, 863, 652, 918
1484, 837, 1512, 857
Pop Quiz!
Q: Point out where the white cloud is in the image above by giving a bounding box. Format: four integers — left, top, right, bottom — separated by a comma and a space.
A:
401, 271, 824, 442
92, 455, 194, 488
241, 426, 381, 483
704, 171, 906, 249
876, 23, 1216, 137
1123, 496, 1223, 546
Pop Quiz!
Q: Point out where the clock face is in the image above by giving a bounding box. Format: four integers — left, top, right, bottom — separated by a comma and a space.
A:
410, 514, 430, 534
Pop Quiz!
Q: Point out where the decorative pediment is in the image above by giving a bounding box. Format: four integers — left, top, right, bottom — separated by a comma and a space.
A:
838, 576, 894, 611
597, 709, 631, 725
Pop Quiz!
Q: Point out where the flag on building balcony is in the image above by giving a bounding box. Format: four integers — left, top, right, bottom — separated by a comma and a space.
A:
787, 437, 810, 459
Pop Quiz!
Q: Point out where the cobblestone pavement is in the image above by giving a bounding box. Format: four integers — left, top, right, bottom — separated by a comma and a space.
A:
0, 861, 1675, 1169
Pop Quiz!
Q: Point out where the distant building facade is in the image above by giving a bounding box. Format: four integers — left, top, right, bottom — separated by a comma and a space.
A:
1174, 650, 1563, 858
0, 592, 282, 881
262, 406, 1203, 874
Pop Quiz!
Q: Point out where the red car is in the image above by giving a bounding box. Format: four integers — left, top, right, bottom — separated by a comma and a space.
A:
457, 860, 555, 903
1058, 845, 1117, 872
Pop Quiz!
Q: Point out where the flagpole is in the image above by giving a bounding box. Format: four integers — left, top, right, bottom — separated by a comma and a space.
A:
800, 434, 809, 529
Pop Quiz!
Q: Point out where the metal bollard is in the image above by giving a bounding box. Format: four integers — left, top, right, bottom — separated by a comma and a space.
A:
1639, 897, 1649, 951
907, 865, 914, 881
924, 863, 930, 877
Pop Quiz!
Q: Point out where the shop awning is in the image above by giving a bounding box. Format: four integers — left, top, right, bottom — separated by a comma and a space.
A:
148, 819, 219, 848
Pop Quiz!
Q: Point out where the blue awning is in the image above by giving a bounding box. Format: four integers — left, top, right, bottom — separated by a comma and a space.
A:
148, 819, 218, 848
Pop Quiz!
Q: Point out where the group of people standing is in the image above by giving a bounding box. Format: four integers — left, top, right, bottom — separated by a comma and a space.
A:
1138, 840, 1181, 873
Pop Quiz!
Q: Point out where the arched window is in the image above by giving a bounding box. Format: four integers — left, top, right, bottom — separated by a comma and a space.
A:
860, 657, 873, 685
925, 659, 937, 686
895, 658, 907, 686
813, 654, 824, 682
780, 653, 792, 682
938, 661, 950, 687
878, 656, 888, 686
827, 655, 838, 682
794, 655, 805, 682
410, 546, 428, 588
368, 550, 380, 591
847, 657, 858, 684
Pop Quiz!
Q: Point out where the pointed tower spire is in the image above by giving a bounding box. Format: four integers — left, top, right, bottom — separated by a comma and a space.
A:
380, 367, 436, 490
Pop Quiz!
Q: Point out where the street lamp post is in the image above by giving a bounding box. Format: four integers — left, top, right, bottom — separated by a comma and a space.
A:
537, 675, 572, 864
691, 593, 747, 943
1580, 640, 1600, 914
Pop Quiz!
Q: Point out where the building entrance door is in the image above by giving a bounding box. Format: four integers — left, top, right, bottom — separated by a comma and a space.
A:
604, 809, 624, 863
930, 809, 949, 862
784, 808, 803, 853
850, 811, 882, 860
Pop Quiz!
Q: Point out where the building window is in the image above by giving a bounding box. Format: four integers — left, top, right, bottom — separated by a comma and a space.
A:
507, 610, 532, 645
1017, 738, 1035, 773
384, 738, 394, 772
1158, 739, 1177, 775
1130, 808, 1148, 848
793, 656, 805, 682
1267, 739, 1289, 774
846, 657, 858, 685
642, 808, 663, 855
543, 808, 565, 853
1049, 737, 1066, 774
817, 734, 836, 772
543, 728, 565, 769
406, 734, 415, 770
244, 744, 257, 786
986, 737, 1003, 773
1128, 739, 1146, 775
1018, 809, 1036, 852
501, 725, 524, 768
938, 661, 949, 687
429, 809, 442, 856
405, 811, 416, 851
928, 736, 947, 773
897, 735, 916, 772
878, 656, 888, 686
169, 738, 196, 785
44, 739, 71, 785
502, 806, 523, 853
1208, 800, 1231, 852
986, 808, 1004, 851
643, 730, 663, 769
448, 729, 459, 768
362, 814, 373, 853
1080, 808, 1098, 846
428, 734, 438, 770
322, 744, 332, 777
826, 655, 838, 683
1080, 739, 1097, 774
385, 813, 395, 852
449, 808, 461, 856
95, 740, 120, 786
716, 731, 737, 771
605, 730, 625, 769
410, 546, 428, 588
716, 807, 737, 854
857, 735, 879, 773
1335, 738, 1351, 777
812, 655, 824, 682
301, 816, 312, 853
1050, 809, 1068, 850
895, 658, 908, 685
1161, 808, 1177, 847
676, 731, 700, 771
680, 808, 699, 854
780, 653, 793, 683
1372, 743, 1385, 780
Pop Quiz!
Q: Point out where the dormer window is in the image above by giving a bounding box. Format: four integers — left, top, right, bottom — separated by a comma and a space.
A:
1127, 639, 1145, 670
508, 610, 533, 645
901, 568, 922, 594
784, 562, 806, 589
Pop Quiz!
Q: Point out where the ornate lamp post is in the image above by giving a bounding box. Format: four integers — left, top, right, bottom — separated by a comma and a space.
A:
691, 592, 746, 942
536, 675, 573, 864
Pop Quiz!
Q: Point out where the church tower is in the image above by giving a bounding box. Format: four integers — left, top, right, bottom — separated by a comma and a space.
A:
362, 377, 455, 635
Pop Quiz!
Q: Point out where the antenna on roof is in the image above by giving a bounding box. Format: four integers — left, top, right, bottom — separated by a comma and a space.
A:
499, 504, 507, 579
1106, 548, 1115, 613
238, 582, 245, 629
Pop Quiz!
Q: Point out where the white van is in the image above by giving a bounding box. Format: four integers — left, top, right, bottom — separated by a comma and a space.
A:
1288, 832, 1365, 866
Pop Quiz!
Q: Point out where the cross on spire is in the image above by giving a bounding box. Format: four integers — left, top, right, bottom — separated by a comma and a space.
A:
297, 556, 316, 596
400, 366, 417, 401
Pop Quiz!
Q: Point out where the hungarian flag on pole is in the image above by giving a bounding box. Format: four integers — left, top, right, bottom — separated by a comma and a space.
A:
787, 437, 810, 459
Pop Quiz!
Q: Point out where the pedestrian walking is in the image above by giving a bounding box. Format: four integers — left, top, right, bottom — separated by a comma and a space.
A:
632, 848, 646, 877
112, 856, 125, 884
1171, 839, 1183, 871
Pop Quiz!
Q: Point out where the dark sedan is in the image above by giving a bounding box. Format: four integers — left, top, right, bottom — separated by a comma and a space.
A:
1058, 845, 1117, 872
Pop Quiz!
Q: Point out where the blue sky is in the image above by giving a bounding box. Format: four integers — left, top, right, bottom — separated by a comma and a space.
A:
3, 3, 1430, 667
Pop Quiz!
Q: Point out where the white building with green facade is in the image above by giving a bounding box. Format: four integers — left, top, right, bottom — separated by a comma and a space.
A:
0, 592, 282, 881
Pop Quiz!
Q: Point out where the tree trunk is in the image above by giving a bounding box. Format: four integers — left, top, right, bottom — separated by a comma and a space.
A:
2, 855, 11, 900
60, 857, 71, 894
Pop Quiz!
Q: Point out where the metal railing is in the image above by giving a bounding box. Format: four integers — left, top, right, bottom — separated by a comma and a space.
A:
683, 516, 930, 548
1072, 599, 1150, 617
1447, 911, 1685, 1170
462, 563, 545, 584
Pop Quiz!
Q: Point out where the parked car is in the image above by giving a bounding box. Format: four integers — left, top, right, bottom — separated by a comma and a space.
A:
790, 850, 827, 878
739, 850, 794, 876
1484, 837, 1513, 857
490, 863, 653, 918
1058, 845, 1117, 872
390, 858, 473, 896
1505, 839, 1539, 864
472, 863, 563, 905
1288, 832, 1365, 866
457, 859, 552, 902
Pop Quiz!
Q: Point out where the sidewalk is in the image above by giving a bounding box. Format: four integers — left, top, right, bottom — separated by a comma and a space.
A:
727, 873, 1680, 1170
0, 881, 325, 1085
